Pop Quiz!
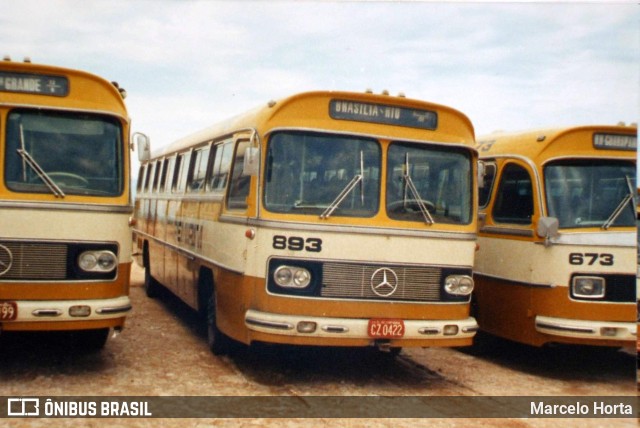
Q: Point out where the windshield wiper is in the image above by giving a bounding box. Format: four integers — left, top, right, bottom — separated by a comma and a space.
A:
601, 175, 634, 230
320, 151, 365, 219
403, 153, 434, 224
17, 124, 65, 198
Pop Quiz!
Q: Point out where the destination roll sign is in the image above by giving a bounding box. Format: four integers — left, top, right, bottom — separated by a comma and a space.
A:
593, 133, 637, 151
330, 99, 437, 130
0, 71, 69, 97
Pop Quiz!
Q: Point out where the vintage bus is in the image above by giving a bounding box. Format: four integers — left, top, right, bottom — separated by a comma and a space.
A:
474, 124, 637, 348
133, 90, 479, 355
0, 58, 133, 349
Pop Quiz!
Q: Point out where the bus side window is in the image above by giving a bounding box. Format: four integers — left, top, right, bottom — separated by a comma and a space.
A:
227, 141, 250, 210
208, 140, 233, 193
163, 156, 176, 193
478, 162, 496, 208
145, 162, 156, 193
152, 159, 162, 192
171, 154, 183, 192
176, 152, 193, 193
187, 146, 211, 192
492, 163, 533, 225
158, 158, 169, 193
137, 164, 146, 192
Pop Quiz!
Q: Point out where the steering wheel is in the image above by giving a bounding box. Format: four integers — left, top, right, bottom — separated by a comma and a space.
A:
387, 199, 436, 213
46, 172, 89, 187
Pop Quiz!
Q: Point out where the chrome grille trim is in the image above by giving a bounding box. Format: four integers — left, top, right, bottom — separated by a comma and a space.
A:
321, 262, 442, 302
0, 241, 67, 280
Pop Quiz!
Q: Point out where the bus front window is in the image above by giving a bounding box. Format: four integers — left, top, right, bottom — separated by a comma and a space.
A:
544, 160, 636, 228
386, 142, 473, 225
264, 131, 380, 217
4, 110, 124, 197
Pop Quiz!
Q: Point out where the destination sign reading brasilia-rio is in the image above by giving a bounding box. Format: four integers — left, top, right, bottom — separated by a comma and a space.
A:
330, 99, 438, 130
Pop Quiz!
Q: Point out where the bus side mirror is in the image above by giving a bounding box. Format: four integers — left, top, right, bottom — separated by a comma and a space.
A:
133, 132, 151, 162
536, 216, 559, 247
243, 147, 259, 176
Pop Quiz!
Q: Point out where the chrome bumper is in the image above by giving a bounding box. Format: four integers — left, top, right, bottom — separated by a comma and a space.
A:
535, 315, 637, 342
245, 309, 478, 340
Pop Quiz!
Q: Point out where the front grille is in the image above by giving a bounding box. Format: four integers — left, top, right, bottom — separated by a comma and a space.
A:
0, 241, 68, 280
321, 262, 442, 302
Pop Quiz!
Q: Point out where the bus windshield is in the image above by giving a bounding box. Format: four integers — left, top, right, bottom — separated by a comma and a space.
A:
386, 142, 472, 224
4, 110, 123, 197
544, 160, 636, 228
264, 131, 380, 217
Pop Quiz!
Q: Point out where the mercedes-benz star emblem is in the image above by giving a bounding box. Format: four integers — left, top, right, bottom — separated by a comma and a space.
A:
370, 267, 399, 297
0, 244, 13, 277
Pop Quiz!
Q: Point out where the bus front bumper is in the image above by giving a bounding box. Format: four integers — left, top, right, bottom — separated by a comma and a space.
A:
245, 309, 478, 341
535, 315, 637, 342
1, 296, 132, 323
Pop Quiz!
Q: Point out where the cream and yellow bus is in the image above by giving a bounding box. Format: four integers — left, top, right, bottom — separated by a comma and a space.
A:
474, 124, 637, 348
0, 58, 133, 349
133, 90, 479, 355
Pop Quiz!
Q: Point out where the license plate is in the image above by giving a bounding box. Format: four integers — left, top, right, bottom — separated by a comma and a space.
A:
367, 319, 404, 338
0, 301, 17, 321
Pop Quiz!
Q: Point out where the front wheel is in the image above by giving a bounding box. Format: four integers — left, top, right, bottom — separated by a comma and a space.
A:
144, 267, 160, 298
69, 328, 110, 352
206, 291, 232, 356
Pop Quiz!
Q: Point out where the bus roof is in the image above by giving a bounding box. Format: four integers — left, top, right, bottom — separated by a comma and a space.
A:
154, 90, 475, 158
477, 124, 637, 162
0, 58, 128, 119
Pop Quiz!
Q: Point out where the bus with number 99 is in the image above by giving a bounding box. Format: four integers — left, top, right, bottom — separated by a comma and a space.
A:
0, 58, 134, 349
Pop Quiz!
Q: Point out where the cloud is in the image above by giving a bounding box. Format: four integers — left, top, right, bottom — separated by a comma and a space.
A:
2, 0, 638, 148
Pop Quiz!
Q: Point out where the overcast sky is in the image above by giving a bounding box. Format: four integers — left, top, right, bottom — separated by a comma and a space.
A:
2, 1, 638, 160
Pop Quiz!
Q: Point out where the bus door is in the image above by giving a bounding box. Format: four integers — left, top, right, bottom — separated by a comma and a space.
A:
213, 137, 254, 332
475, 159, 539, 342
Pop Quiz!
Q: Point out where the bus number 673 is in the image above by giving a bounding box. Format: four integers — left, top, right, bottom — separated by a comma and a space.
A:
568, 252, 614, 266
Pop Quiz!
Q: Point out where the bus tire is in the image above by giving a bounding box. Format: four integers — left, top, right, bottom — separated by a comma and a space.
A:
144, 267, 160, 298
71, 328, 109, 352
143, 243, 160, 298
206, 291, 231, 356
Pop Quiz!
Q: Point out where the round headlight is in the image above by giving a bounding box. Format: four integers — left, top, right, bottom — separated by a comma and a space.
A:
457, 276, 474, 295
274, 266, 293, 286
97, 252, 117, 270
293, 269, 311, 288
78, 252, 98, 271
78, 250, 118, 272
273, 265, 312, 289
444, 275, 474, 296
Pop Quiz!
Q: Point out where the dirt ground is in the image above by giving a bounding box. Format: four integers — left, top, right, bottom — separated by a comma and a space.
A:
0, 264, 636, 427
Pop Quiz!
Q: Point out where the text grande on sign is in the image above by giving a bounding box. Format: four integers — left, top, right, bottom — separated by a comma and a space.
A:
0, 71, 69, 97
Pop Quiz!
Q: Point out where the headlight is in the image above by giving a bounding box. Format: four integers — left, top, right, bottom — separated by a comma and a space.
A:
78, 250, 118, 273
572, 276, 605, 299
444, 275, 474, 296
274, 265, 312, 289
